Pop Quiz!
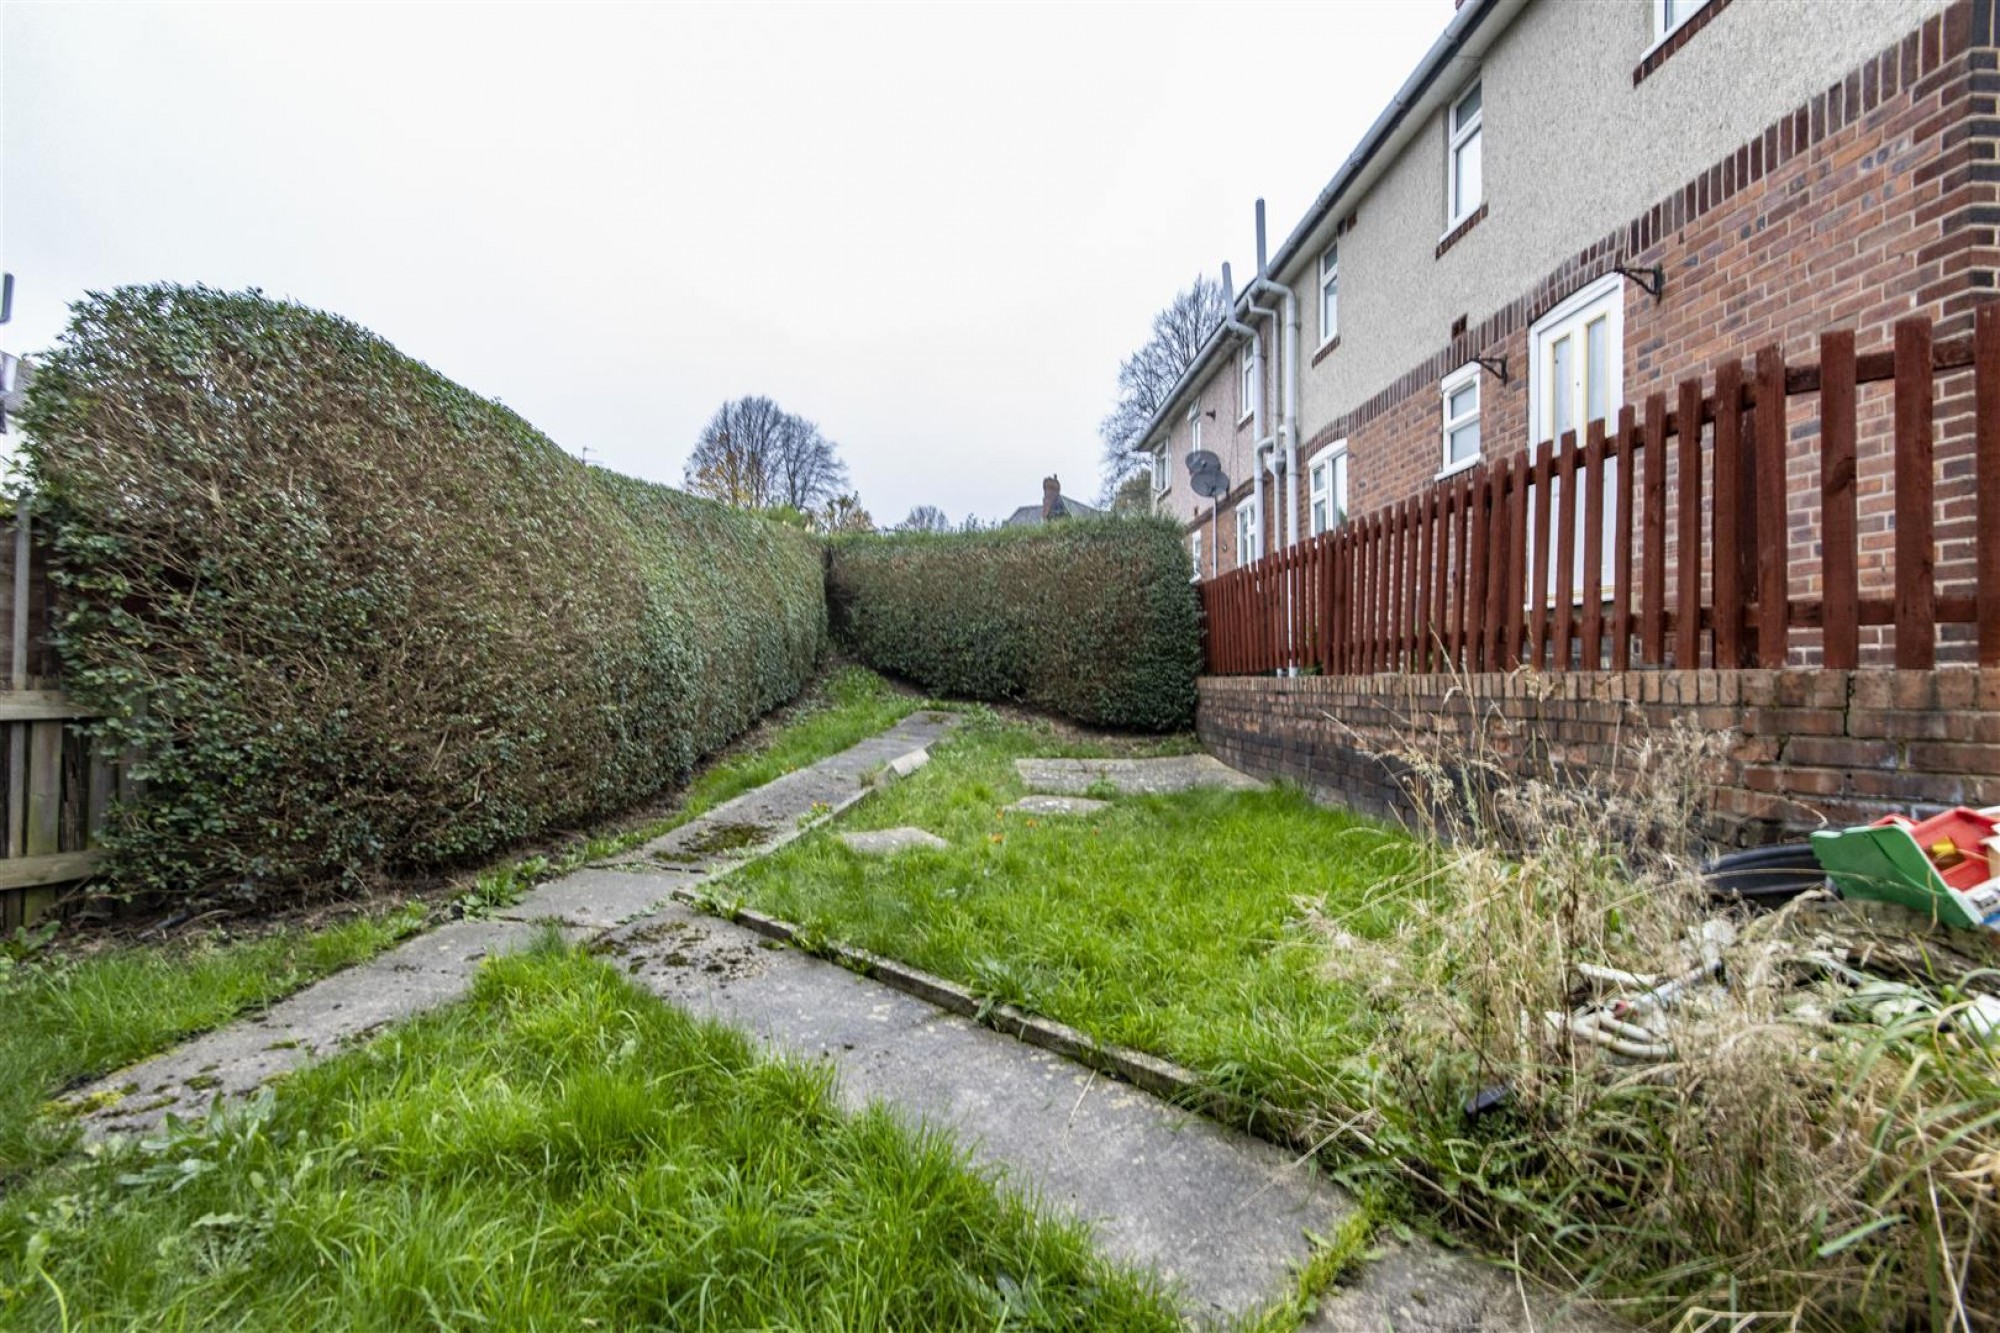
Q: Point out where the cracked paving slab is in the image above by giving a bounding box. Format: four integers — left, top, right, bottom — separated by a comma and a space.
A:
1015, 754, 1267, 797
603, 893, 1347, 1324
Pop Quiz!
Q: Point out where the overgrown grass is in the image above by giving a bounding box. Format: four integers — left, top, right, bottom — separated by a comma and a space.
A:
723, 709, 1429, 1129
0, 906, 427, 1181
0, 937, 1180, 1329
726, 703, 1999, 1327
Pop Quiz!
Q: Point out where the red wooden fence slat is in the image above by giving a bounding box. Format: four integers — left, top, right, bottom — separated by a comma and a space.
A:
1612, 404, 1637, 671
1404, 498, 1423, 671
1894, 316, 1936, 669
1676, 377, 1705, 669
1713, 358, 1746, 669
1390, 506, 1407, 673
1582, 419, 1607, 671
1553, 431, 1579, 671
1978, 304, 2000, 666
1641, 393, 1667, 665
1466, 467, 1490, 673
1754, 345, 1789, 667
1505, 448, 1529, 670
1414, 490, 1433, 671
1819, 330, 1859, 670
1432, 485, 1452, 671
1530, 438, 1553, 670
1485, 461, 1512, 669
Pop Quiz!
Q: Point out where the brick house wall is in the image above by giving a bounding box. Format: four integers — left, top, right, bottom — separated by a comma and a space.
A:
1198, 668, 2000, 846
1170, 2, 1998, 650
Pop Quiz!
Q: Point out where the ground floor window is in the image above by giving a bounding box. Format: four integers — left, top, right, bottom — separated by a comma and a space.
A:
1307, 442, 1348, 536
1234, 501, 1259, 568
1440, 364, 1482, 476
1189, 528, 1202, 580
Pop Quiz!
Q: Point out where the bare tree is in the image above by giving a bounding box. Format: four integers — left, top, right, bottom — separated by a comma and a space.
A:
685, 396, 848, 513
772, 413, 850, 511
684, 395, 788, 508
1096, 274, 1227, 500
898, 504, 951, 533
816, 492, 874, 534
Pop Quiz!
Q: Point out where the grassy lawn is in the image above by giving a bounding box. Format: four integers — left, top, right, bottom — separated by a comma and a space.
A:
0, 908, 428, 1183
0, 936, 1179, 1330
722, 708, 1429, 1129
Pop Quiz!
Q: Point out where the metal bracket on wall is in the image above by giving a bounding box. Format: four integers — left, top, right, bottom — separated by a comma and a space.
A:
1472, 354, 1509, 385
1614, 263, 1665, 301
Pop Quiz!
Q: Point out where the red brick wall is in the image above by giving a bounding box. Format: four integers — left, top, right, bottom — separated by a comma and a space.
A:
1198, 668, 2000, 846
1284, 0, 1998, 665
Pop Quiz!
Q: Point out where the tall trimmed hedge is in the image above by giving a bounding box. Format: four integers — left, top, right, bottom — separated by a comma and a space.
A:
21, 285, 825, 899
826, 519, 1198, 730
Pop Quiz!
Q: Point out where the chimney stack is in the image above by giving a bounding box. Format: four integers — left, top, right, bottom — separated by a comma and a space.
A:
1042, 475, 1061, 520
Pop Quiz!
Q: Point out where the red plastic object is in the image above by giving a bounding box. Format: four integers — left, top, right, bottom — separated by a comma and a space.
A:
1870, 808, 1998, 891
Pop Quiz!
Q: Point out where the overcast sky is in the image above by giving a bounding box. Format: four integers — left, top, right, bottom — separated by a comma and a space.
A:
3, 1, 1445, 524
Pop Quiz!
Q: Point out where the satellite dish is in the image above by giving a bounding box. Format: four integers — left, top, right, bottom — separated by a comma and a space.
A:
1190, 466, 1230, 499
1185, 449, 1219, 474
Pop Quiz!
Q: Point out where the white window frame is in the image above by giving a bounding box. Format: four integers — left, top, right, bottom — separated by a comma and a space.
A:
1446, 79, 1483, 231
1234, 501, 1260, 568
1439, 363, 1482, 480
1650, 0, 1712, 46
1527, 273, 1625, 451
1527, 274, 1626, 590
1189, 528, 1203, 581
1318, 244, 1339, 348
1306, 440, 1348, 536
1188, 404, 1202, 455
1238, 341, 1257, 426
1151, 442, 1170, 493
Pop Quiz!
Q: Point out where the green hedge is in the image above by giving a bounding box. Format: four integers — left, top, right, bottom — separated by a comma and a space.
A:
826, 520, 1198, 730
21, 285, 825, 900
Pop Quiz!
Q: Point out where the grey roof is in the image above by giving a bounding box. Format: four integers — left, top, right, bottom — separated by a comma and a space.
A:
1002, 493, 1102, 527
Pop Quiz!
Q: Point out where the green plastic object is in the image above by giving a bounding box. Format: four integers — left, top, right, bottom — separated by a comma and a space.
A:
1809, 824, 1984, 929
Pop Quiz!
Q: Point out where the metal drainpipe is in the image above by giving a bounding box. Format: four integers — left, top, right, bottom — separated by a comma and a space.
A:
1218, 263, 1262, 563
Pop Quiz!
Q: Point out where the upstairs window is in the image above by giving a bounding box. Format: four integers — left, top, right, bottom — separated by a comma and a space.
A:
1440, 364, 1481, 476
1448, 80, 1483, 228
1151, 444, 1170, 492
1653, 0, 1712, 42
1239, 342, 1258, 423
1188, 404, 1202, 454
1308, 442, 1348, 536
1319, 244, 1339, 345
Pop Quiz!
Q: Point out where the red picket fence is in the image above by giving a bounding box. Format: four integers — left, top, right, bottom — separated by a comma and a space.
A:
1201, 310, 2000, 676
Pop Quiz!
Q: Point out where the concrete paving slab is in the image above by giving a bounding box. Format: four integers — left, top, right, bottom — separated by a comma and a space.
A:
1015, 755, 1267, 797
1006, 794, 1112, 817
1308, 1239, 1605, 1332
603, 900, 1348, 1324
836, 826, 949, 855
69, 918, 554, 1136
628, 712, 961, 870
504, 866, 701, 928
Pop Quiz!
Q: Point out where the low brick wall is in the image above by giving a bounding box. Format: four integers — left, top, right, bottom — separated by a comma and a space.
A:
1198, 669, 2000, 845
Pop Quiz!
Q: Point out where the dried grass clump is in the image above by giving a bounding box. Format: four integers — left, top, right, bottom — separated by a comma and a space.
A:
1314, 679, 1999, 1330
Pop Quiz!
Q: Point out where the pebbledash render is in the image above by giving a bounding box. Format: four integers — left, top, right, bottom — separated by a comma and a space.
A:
1150, 0, 1992, 601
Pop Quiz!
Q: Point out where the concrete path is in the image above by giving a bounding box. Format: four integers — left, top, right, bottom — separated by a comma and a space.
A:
70, 710, 958, 1135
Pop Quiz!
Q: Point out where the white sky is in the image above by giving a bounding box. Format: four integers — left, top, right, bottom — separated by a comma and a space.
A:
2, 1, 1446, 525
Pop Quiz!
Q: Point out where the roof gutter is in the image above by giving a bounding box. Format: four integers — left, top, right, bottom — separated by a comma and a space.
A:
1132, 0, 1522, 451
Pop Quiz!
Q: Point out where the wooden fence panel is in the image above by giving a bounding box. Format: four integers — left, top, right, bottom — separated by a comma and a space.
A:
1195, 315, 1994, 680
